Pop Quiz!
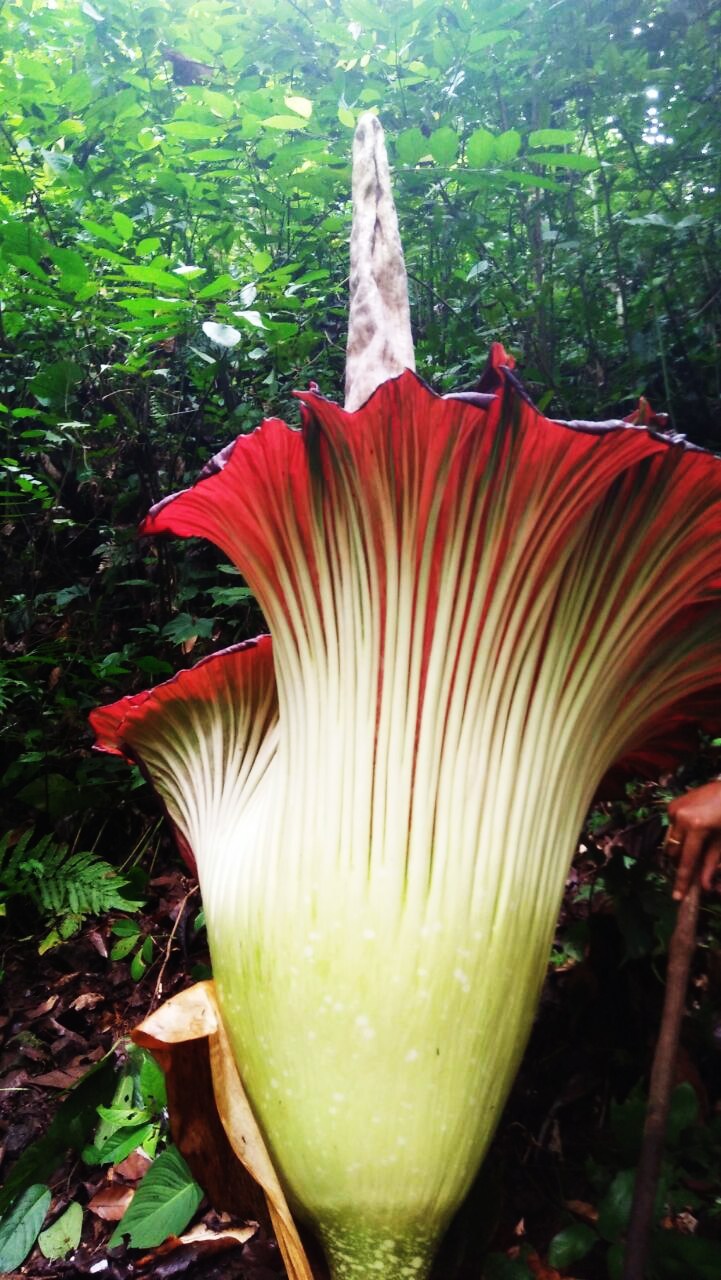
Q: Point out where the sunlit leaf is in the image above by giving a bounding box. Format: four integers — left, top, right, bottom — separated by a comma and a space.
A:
466, 127, 495, 166
38, 1202, 83, 1261
285, 95, 313, 119
202, 322, 241, 347
528, 128, 578, 147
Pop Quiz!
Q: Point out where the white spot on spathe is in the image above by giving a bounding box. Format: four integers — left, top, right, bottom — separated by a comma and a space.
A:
355, 1013, 376, 1039
453, 967, 470, 992
362, 928, 375, 940
405, 1048, 419, 1062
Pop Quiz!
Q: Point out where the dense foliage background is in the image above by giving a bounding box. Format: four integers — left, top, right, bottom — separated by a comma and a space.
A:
2, 0, 720, 837
2, 1, 721, 1276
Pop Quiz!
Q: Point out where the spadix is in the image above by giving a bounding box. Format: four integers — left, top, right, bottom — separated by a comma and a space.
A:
92, 116, 721, 1280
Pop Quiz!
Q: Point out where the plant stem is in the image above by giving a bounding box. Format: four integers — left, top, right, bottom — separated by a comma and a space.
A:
622, 880, 701, 1280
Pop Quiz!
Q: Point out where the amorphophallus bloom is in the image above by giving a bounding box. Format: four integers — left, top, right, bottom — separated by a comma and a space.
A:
92, 115, 721, 1280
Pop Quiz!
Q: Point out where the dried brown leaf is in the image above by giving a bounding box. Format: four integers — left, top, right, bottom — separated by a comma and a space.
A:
134, 982, 313, 1280
114, 1148, 153, 1182
88, 1183, 135, 1221
71, 992, 105, 1012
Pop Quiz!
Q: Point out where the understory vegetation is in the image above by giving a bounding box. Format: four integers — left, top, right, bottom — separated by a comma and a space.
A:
1, 0, 721, 1276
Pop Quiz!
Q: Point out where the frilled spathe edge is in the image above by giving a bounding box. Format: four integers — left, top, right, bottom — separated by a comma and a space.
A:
90, 637, 278, 874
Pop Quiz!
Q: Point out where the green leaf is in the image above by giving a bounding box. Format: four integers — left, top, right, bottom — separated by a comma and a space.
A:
164, 121, 221, 140
37, 1202, 83, 1261
109, 1147, 203, 1249
0, 1184, 51, 1273
122, 265, 187, 291
263, 115, 309, 130
547, 1223, 596, 1268
466, 127, 495, 167
252, 250, 273, 273
530, 151, 598, 171
666, 1081, 699, 1144
338, 104, 356, 128
494, 129, 521, 161
597, 1169, 635, 1242
528, 128, 578, 147
161, 613, 215, 642
429, 126, 458, 165
202, 91, 236, 119
80, 218, 122, 246
29, 362, 83, 408
285, 95, 313, 119
111, 933, 139, 960
470, 28, 514, 50
197, 274, 237, 298
396, 127, 428, 165
189, 148, 238, 162
202, 321, 241, 347
112, 211, 134, 240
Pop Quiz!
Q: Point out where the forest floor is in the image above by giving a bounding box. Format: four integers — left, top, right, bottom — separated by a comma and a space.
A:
2, 808, 721, 1280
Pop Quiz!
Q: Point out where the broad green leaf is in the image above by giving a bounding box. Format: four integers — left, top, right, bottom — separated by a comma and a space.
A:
164, 121, 221, 140
112, 211, 134, 240
38, 1202, 83, 1261
0, 1185, 51, 1272
263, 115, 309, 130
666, 1081, 699, 1144
494, 129, 521, 161
118, 298, 186, 315
338, 104, 356, 128
80, 218, 122, 246
202, 91, 236, 119
468, 29, 513, 51
528, 128, 578, 146
530, 151, 598, 171
108, 1147, 203, 1248
197, 273, 237, 298
29, 361, 83, 408
252, 250, 273, 273
189, 148, 238, 161
547, 1223, 596, 1268
49, 248, 88, 291
466, 127, 495, 167
285, 95, 313, 119
597, 1169, 635, 1242
396, 127, 428, 165
122, 265, 188, 291
429, 126, 458, 165
202, 321, 241, 347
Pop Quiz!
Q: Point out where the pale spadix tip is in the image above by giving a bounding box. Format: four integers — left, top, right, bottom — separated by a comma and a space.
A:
344, 112, 416, 412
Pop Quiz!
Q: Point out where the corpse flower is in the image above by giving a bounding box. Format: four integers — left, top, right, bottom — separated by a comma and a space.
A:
92, 115, 721, 1280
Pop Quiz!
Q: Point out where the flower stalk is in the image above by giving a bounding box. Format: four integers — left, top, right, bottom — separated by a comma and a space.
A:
92, 116, 721, 1280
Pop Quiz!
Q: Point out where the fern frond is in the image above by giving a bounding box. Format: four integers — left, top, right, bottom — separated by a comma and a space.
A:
0, 827, 142, 919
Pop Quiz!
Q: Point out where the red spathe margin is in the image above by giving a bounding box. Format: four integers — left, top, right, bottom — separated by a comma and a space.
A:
102, 353, 721, 790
